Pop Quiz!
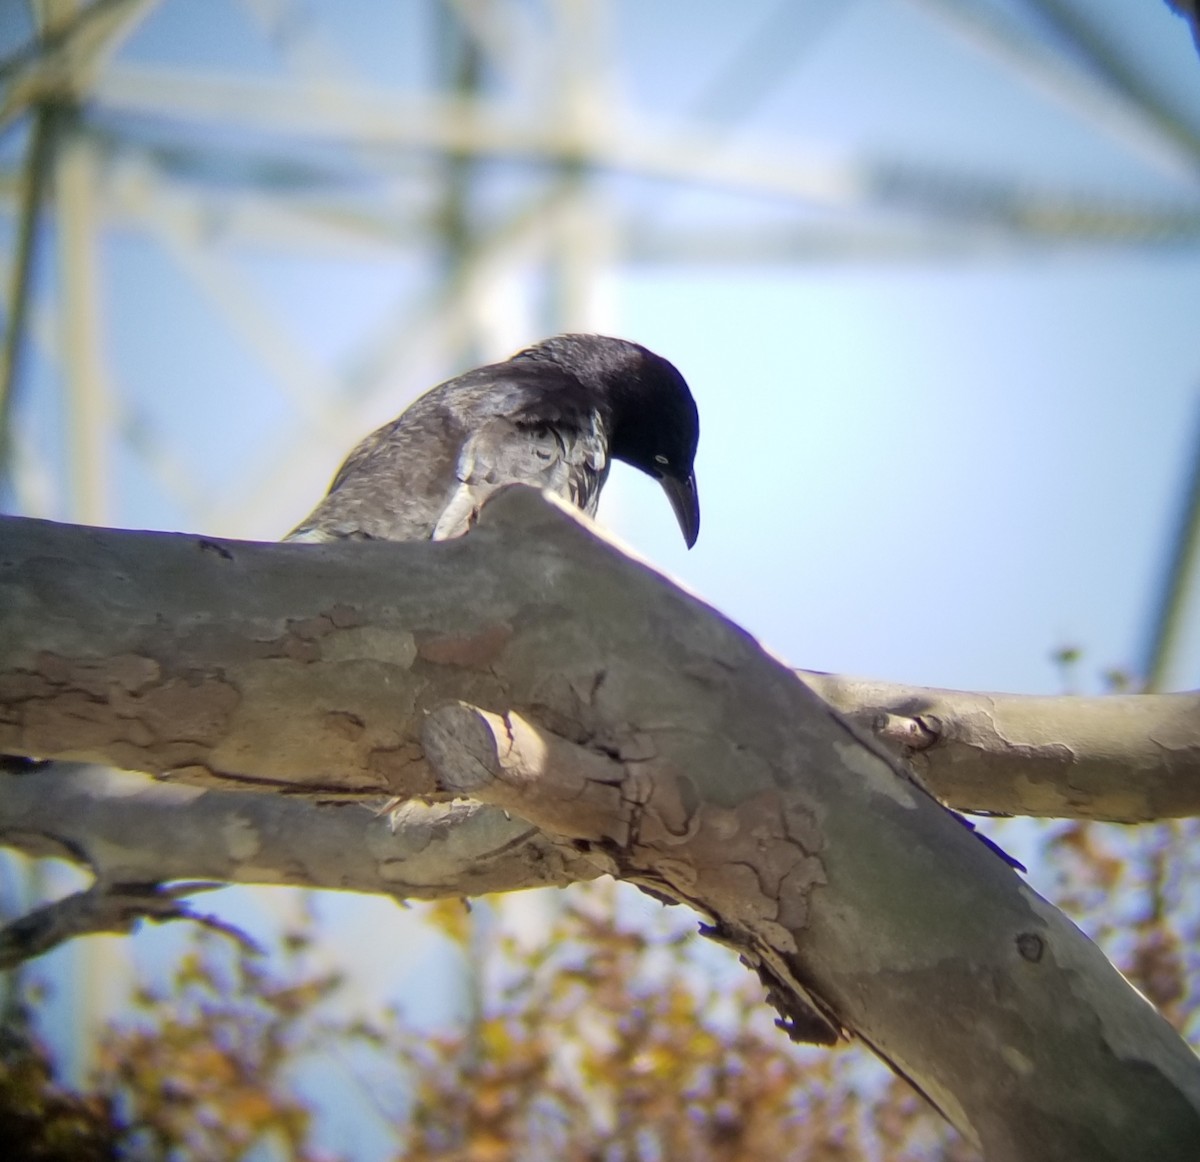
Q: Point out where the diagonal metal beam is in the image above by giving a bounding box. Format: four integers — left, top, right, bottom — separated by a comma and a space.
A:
148, 188, 345, 431
904, 0, 1200, 184
202, 178, 587, 538
1019, 0, 1200, 166
1168, 1, 1200, 55
0, 0, 159, 131
1140, 392, 1200, 692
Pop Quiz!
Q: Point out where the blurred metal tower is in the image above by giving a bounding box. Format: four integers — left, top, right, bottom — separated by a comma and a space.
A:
4, 0, 1200, 541
1, 0, 630, 540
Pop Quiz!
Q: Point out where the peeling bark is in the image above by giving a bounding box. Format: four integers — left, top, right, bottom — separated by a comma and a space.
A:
2, 493, 1199, 1160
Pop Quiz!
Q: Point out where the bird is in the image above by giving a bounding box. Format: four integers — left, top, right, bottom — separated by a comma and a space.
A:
285, 333, 700, 548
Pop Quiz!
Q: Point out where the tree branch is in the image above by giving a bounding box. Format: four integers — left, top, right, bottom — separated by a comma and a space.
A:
0, 762, 599, 899
0, 880, 255, 970
803, 673, 1200, 821
3, 507, 1197, 822
1, 494, 1198, 1159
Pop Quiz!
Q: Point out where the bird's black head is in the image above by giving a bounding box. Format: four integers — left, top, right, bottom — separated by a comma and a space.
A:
516, 334, 701, 547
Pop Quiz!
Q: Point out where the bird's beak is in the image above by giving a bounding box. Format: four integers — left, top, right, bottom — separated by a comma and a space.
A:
660, 472, 700, 549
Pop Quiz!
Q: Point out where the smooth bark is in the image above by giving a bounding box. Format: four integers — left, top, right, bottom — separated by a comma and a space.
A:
803, 674, 1200, 822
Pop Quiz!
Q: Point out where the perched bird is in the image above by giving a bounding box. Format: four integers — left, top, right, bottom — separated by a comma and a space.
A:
286, 333, 700, 547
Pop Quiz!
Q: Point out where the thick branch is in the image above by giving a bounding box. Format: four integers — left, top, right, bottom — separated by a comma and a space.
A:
3, 679, 1194, 918
2, 510, 1197, 822
1, 495, 1198, 1159
802, 673, 1200, 822
417, 697, 1200, 1159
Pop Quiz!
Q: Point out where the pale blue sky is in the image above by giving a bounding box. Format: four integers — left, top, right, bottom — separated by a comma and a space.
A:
611, 252, 1200, 693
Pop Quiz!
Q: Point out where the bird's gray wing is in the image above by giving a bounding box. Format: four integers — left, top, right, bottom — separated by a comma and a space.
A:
283, 409, 462, 544
432, 415, 609, 540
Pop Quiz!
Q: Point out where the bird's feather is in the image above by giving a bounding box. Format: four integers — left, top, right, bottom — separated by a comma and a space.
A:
432, 414, 608, 540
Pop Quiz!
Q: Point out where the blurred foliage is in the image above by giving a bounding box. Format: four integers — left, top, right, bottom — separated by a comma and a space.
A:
1045, 817, 1200, 1043
0, 992, 119, 1161
1, 814, 1197, 1160
0, 884, 980, 1161
391, 890, 977, 1162
91, 933, 341, 1161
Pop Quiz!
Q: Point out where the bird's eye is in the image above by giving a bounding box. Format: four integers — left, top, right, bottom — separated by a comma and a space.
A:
654, 454, 669, 466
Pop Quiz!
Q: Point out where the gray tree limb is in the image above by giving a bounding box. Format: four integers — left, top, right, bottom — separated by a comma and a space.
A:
4, 671, 1194, 937
0, 879, 253, 970
2, 676, 1196, 912
0, 761, 598, 897
803, 673, 1200, 822
3, 505, 1198, 821
1, 492, 1199, 1160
